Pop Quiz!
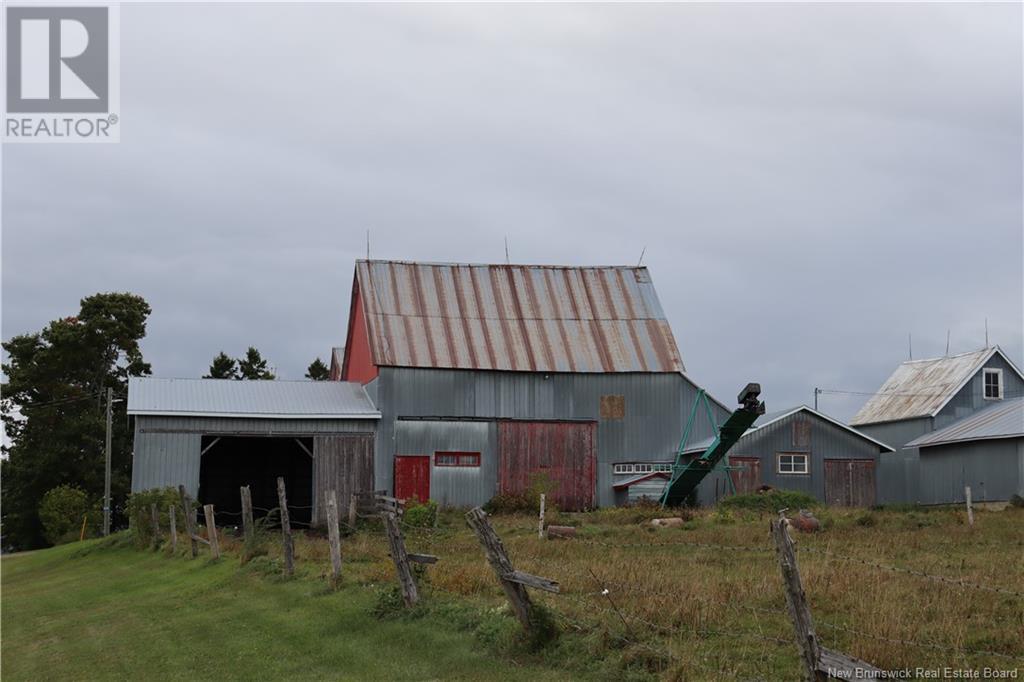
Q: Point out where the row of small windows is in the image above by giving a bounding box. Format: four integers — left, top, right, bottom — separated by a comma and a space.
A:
614, 455, 812, 476
613, 463, 673, 475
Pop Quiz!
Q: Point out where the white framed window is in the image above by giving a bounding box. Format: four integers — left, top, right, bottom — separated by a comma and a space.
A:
983, 368, 1003, 400
613, 463, 633, 474
777, 452, 809, 475
653, 463, 673, 473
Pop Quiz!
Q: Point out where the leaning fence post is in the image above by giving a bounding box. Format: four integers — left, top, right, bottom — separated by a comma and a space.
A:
277, 477, 295, 576
203, 504, 220, 559
965, 485, 975, 527
150, 503, 161, 546
466, 507, 559, 632
240, 485, 255, 546
772, 514, 821, 681
326, 490, 343, 587
178, 485, 198, 558
168, 504, 177, 553
383, 511, 418, 606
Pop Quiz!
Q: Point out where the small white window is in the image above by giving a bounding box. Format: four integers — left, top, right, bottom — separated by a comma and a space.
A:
983, 368, 1003, 400
613, 464, 633, 474
653, 463, 672, 473
777, 453, 809, 475
636, 463, 652, 473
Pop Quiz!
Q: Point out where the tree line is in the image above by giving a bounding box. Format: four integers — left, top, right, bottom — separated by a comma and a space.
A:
1, 292, 333, 550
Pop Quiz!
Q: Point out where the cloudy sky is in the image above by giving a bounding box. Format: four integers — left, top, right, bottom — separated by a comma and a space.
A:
3, 3, 1021, 421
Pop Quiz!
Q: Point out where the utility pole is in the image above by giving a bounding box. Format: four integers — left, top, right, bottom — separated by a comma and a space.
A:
103, 387, 113, 536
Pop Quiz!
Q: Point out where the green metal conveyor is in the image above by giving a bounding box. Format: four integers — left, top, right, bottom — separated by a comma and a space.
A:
660, 383, 765, 507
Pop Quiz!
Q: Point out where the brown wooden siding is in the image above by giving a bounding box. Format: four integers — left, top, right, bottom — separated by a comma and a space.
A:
313, 434, 374, 525
497, 420, 596, 510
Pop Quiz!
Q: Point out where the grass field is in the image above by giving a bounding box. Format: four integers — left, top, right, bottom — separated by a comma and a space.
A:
3, 502, 1023, 680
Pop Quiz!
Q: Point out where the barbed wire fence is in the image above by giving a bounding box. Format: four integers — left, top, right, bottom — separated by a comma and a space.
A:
142, 492, 1024, 678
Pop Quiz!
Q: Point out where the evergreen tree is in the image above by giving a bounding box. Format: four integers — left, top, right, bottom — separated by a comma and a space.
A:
305, 358, 330, 381
1, 293, 152, 549
237, 347, 275, 380
204, 351, 238, 379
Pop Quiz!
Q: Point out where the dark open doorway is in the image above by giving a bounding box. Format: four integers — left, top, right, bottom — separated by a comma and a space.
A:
199, 436, 313, 526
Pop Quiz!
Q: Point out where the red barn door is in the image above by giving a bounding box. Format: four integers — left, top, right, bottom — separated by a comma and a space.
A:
498, 421, 596, 511
394, 456, 430, 503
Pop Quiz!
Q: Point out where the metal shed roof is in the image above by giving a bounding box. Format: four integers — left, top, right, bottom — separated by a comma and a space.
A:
127, 378, 380, 419
353, 260, 685, 374
850, 347, 1022, 426
905, 397, 1024, 449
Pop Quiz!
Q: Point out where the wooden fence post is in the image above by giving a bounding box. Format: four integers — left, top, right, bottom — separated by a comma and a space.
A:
168, 504, 177, 553
538, 493, 546, 539
326, 490, 343, 587
178, 485, 198, 558
240, 485, 255, 546
383, 511, 418, 606
771, 514, 880, 681
771, 515, 820, 681
150, 503, 161, 546
466, 507, 559, 632
203, 504, 220, 559
277, 477, 294, 576
348, 492, 358, 528
965, 486, 974, 527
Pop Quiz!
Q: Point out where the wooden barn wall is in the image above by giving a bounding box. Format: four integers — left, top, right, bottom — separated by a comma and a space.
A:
312, 434, 375, 525
371, 368, 730, 507
497, 420, 597, 510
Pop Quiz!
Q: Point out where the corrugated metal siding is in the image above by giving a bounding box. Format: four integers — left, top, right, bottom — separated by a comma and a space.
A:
498, 420, 597, 510
911, 397, 1024, 447
128, 377, 379, 419
312, 434, 374, 525
373, 367, 729, 507
935, 356, 1024, 429
857, 418, 930, 505
394, 420, 495, 508
131, 415, 376, 496
356, 260, 685, 374
698, 411, 881, 505
131, 429, 202, 495
917, 438, 1023, 504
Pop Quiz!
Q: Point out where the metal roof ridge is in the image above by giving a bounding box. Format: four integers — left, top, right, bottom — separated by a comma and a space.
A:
358, 259, 648, 270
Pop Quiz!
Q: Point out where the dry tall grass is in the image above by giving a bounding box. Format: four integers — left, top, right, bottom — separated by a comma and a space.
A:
198, 505, 1024, 680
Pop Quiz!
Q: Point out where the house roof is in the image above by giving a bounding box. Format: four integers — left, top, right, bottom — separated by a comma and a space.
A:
128, 377, 380, 419
905, 397, 1024, 449
612, 471, 671, 489
680, 405, 894, 454
850, 347, 1023, 426
352, 259, 685, 374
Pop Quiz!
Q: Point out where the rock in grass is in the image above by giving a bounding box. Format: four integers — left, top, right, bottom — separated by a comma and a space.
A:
650, 518, 685, 528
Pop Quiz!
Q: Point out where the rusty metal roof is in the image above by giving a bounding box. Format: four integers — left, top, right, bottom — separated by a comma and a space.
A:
850, 347, 1013, 425
905, 397, 1024, 449
354, 260, 685, 373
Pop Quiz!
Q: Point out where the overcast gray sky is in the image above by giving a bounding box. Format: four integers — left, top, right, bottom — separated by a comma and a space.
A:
3, 3, 1022, 421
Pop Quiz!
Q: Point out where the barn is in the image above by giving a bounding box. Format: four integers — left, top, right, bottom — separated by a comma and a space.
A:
622, 405, 893, 506
128, 378, 379, 524
850, 346, 1024, 505
337, 259, 730, 510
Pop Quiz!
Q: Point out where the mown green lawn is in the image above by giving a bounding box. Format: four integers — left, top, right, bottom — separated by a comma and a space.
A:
1, 539, 570, 682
